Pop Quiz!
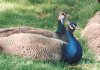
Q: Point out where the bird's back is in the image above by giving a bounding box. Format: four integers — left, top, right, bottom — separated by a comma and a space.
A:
0, 33, 66, 61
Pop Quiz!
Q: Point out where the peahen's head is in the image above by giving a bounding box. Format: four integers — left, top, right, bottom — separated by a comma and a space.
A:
58, 12, 69, 24
68, 22, 79, 33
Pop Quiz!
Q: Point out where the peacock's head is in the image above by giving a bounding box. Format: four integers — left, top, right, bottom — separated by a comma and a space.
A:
68, 22, 80, 32
58, 12, 69, 24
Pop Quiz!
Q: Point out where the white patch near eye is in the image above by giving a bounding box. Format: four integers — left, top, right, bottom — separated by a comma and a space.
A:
73, 25, 76, 28
69, 25, 73, 29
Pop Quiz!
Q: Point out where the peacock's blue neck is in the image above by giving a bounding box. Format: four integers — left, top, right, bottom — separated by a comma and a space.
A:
56, 19, 66, 34
66, 30, 76, 43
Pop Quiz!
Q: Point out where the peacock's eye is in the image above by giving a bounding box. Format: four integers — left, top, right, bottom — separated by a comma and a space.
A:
70, 25, 74, 28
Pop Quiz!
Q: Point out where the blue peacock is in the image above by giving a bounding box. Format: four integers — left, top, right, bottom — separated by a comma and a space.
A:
61, 22, 83, 64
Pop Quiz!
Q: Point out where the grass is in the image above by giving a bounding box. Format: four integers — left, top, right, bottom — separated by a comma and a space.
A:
0, 0, 100, 70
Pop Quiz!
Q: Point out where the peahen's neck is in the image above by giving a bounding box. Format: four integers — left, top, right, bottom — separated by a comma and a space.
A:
56, 19, 66, 35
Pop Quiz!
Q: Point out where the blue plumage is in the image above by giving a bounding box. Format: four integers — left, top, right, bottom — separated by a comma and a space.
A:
61, 22, 82, 64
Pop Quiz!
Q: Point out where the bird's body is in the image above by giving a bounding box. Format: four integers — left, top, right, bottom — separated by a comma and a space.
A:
0, 33, 66, 61
61, 22, 82, 64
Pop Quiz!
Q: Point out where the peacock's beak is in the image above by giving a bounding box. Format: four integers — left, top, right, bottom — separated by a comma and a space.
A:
75, 26, 80, 30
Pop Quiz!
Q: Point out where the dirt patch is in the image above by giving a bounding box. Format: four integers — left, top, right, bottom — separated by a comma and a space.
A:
82, 11, 100, 61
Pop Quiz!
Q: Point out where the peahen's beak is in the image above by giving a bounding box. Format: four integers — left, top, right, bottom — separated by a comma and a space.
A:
59, 11, 70, 18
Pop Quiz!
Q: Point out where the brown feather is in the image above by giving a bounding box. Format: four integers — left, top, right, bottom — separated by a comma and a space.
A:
0, 27, 54, 38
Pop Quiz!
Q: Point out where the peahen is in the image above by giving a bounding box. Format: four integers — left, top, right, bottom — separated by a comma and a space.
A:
0, 12, 69, 42
61, 22, 82, 64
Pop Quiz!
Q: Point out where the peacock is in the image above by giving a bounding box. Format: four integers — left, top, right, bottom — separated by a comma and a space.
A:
61, 22, 82, 64
0, 12, 69, 42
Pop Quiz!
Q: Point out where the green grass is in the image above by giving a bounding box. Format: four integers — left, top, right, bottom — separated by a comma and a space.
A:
0, 0, 100, 70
